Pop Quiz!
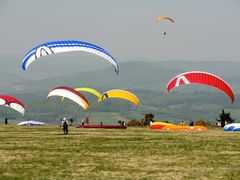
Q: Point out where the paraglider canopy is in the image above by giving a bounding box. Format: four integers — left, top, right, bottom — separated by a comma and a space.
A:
74, 87, 101, 97
155, 16, 174, 23
98, 89, 140, 106
61, 87, 100, 101
22, 40, 119, 74
224, 123, 240, 131
155, 16, 174, 36
166, 71, 235, 103
47, 86, 90, 110
0, 95, 25, 115
17, 120, 46, 126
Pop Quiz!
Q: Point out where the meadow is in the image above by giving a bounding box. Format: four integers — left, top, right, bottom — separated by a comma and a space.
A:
0, 125, 240, 179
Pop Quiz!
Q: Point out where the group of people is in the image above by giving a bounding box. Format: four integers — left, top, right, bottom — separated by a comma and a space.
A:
179, 120, 194, 126
118, 120, 126, 126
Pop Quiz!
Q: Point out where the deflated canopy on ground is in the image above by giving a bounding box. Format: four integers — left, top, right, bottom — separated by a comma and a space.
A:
224, 123, 240, 131
150, 122, 207, 131
98, 89, 140, 106
0, 95, 25, 115
47, 86, 89, 110
22, 40, 119, 74
155, 16, 174, 23
166, 71, 235, 103
17, 120, 46, 126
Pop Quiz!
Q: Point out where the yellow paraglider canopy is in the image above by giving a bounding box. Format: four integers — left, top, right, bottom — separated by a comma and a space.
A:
61, 87, 101, 101
155, 16, 174, 23
98, 89, 140, 106
74, 87, 101, 97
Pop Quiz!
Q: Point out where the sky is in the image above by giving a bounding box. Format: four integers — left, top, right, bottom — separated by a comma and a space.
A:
0, 0, 239, 62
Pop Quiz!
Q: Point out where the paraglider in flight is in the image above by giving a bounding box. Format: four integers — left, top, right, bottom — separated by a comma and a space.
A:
155, 16, 174, 23
61, 87, 100, 101
47, 86, 89, 110
22, 40, 119, 74
0, 95, 25, 115
98, 89, 140, 106
155, 16, 174, 36
166, 71, 235, 103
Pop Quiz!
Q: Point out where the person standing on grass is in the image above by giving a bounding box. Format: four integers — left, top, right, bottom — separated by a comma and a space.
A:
63, 117, 68, 135
69, 118, 73, 126
179, 120, 184, 126
189, 120, 194, 130
189, 120, 194, 126
85, 117, 89, 124
5, 117, 8, 125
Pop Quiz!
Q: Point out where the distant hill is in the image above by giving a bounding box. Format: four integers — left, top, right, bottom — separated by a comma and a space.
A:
10, 61, 179, 94
7, 60, 240, 99
0, 55, 240, 123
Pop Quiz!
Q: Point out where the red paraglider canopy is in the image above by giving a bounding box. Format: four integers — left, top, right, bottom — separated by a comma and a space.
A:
166, 71, 234, 103
47, 86, 90, 110
0, 95, 25, 115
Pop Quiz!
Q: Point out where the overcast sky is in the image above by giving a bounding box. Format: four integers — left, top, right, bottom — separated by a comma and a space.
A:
0, 0, 239, 61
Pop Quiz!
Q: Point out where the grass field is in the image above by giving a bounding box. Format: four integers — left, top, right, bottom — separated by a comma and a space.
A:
0, 125, 240, 179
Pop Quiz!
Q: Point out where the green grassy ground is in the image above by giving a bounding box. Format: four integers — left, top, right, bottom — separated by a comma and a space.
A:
0, 125, 240, 180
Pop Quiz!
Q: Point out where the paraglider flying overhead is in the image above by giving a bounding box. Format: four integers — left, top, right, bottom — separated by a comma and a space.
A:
98, 89, 140, 106
166, 71, 235, 103
155, 16, 174, 23
22, 40, 119, 74
155, 16, 174, 36
0, 95, 25, 115
47, 86, 89, 110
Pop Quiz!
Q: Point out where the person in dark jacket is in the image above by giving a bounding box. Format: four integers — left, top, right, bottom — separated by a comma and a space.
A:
5, 117, 8, 125
62, 117, 68, 135
189, 120, 194, 126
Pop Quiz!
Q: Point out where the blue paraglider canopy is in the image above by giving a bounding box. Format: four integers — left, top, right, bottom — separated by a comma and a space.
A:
224, 123, 240, 131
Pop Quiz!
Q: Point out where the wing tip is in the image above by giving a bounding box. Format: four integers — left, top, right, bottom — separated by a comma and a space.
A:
22, 64, 27, 70
115, 68, 119, 74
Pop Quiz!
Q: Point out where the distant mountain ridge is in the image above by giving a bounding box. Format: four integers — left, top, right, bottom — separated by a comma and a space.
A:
1, 55, 240, 123
6, 59, 240, 94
